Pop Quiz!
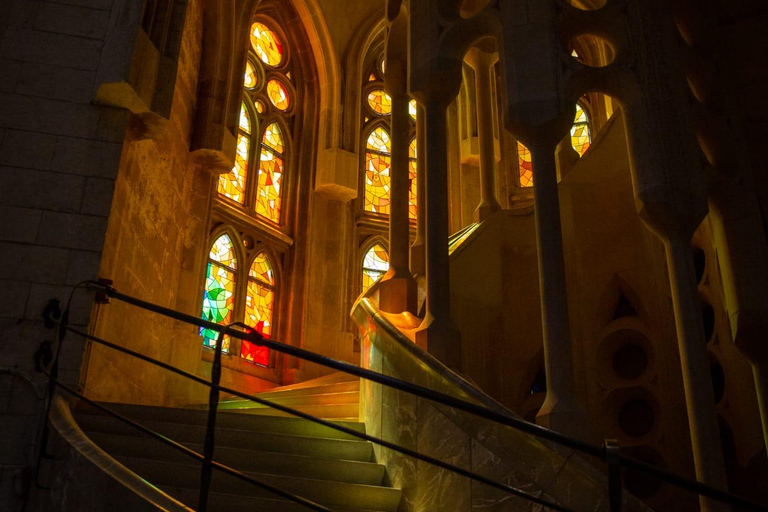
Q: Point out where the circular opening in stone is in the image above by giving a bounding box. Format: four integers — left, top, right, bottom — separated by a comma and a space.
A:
701, 303, 715, 343
564, 0, 606, 10
618, 399, 655, 438
710, 356, 725, 404
569, 35, 615, 68
693, 248, 706, 284
613, 343, 648, 380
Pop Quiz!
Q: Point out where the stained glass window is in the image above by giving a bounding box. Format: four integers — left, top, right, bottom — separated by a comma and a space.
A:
217, 103, 251, 203
256, 122, 285, 223
571, 103, 591, 157
267, 79, 290, 111
362, 243, 389, 293
201, 234, 237, 352
409, 137, 417, 220
250, 22, 283, 67
367, 90, 392, 115
364, 127, 392, 215
368, 72, 377, 82
241, 252, 275, 366
409, 99, 417, 122
244, 61, 258, 89
518, 142, 533, 188
255, 100, 266, 114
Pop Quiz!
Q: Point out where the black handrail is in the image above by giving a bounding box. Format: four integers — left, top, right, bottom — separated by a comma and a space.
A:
82, 280, 768, 512
63, 325, 576, 512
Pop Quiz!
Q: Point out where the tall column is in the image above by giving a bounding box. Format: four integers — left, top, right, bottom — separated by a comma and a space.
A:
410, 104, 426, 276
529, 139, 589, 438
465, 47, 501, 222
661, 231, 730, 512
415, 100, 462, 370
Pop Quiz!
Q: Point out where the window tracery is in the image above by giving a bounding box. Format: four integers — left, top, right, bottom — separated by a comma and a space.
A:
362, 243, 390, 293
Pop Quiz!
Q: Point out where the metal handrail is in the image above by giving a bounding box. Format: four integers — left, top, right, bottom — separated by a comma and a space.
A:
38, 280, 768, 512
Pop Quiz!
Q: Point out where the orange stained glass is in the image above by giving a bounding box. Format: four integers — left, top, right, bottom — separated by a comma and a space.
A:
367, 89, 392, 115
518, 142, 533, 188
409, 99, 417, 121
571, 104, 591, 156
368, 72, 377, 82
239, 102, 251, 134
244, 61, 258, 89
200, 234, 237, 352
362, 243, 389, 293
255, 100, 266, 114
364, 127, 392, 215
242, 253, 275, 366
217, 132, 249, 203
250, 22, 283, 67
408, 137, 417, 220
256, 122, 284, 223
267, 79, 290, 111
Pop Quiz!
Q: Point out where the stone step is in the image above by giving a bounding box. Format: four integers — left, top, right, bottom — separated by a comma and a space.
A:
161, 487, 387, 512
220, 390, 359, 409
117, 456, 401, 512
76, 415, 373, 461
88, 432, 385, 486
254, 379, 359, 399
220, 402, 359, 421
75, 402, 365, 439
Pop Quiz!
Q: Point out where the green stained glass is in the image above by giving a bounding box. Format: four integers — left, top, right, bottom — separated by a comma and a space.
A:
201, 234, 237, 352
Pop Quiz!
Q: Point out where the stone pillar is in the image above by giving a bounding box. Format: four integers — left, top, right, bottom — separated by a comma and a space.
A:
465, 47, 501, 222
415, 100, 462, 369
379, 68, 417, 314
410, 104, 427, 276
529, 139, 588, 437
660, 230, 730, 512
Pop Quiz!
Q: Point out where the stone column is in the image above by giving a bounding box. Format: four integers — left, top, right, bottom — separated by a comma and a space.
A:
410, 104, 426, 276
415, 100, 462, 369
661, 231, 730, 512
379, 74, 417, 314
529, 138, 588, 437
465, 47, 501, 222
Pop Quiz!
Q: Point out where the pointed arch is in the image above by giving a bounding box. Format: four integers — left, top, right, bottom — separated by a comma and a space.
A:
200, 230, 242, 351
242, 250, 277, 366
361, 239, 390, 293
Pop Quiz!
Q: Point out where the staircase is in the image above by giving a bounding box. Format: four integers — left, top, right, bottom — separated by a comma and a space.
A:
71, 373, 400, 511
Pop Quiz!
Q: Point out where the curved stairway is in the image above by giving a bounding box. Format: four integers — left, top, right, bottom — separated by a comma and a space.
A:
68, 373, 400, 512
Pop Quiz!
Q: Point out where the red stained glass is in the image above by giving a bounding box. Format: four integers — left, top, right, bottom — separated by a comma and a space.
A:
242, 253, 275, 366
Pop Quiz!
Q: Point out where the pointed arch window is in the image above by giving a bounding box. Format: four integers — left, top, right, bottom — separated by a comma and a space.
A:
360, 54, 418, 221
201, 234, 237, 352
216, 18, 294, 227
241, 252, 275, 366
362, 243, 390, 293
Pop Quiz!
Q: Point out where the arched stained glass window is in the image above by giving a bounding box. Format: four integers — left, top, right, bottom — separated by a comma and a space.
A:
241, 252, 275, 366
218, 103, 251, 203
518, 142, 533, 188
362, 243, 390, 293
250, 22, 283, 67
364, 127, 392, 215
244, 61, 258, 89
200, 234, 237, 351
571, 103, 591, 157
408, 137, 417, 220
256, 122, 285, 223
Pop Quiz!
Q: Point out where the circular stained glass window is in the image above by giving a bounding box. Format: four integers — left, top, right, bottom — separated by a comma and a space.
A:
367, 90, 392, 115
267, 79, 290, 111
250, 22, 283, 67
255, 100, 266, 114
244, 61, 258, 89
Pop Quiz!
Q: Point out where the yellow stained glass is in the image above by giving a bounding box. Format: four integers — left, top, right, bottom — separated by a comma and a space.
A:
250, 22, 283, 67
267, 79, 290, 111
362, 243, 389, 293
408, 137, 417, 221
368, 72, 377, 82
200, 234, 237, 352
239, 102, 251, 134
518, 142, 533, 188
242, 252, 275, 366
255, 100, 266, 114
367, 90, 392, 115
244, 61, 258, 88
409, 99, 417, 121
256, 123, 284, 223
217, 132, 249, 203
571, 104, 591, 157
364, 127, 391, 215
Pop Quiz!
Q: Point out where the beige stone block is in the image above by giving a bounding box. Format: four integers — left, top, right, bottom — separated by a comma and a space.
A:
0, 26, 102, 71
65, 249, 101, 285
0, 92, 101, 138
35, 2, 110, 40
52, 135, 123, 178
0, 242, 70, 284
0, 206, 42, 243
81, 177, 115, 216
36, 211, 108, 251
0, 59, 22, 93
315, 147, 358, 201
0, 128, 57, 170
0, 280, 31, 318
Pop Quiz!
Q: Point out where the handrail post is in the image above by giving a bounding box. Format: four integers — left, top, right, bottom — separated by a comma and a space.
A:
199, 328, 226, 512
605, 439, 622, 512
